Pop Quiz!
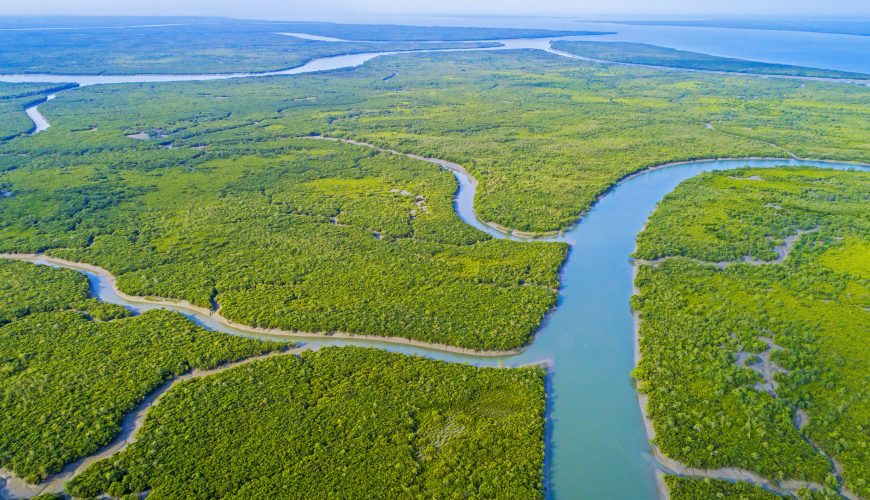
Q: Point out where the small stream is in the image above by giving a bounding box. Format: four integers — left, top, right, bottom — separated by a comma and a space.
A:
24, 94, 54, 134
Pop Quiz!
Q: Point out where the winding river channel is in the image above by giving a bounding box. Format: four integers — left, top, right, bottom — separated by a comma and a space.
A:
2, 36, 869, 499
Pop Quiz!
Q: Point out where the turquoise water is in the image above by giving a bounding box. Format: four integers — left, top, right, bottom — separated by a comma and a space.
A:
33, 158, 868, 499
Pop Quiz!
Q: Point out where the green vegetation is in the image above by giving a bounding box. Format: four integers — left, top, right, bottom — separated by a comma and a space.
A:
0, 82, 74, 139
67, 346, 546, 499
255, 21, 605, 41
0, 31, 493, 76
297, 52, 869, 232
0, 16, 599, 41
551, 41, 870, 79
0, 133, 565, 351
0, 259, 287, 482
665, 476, 782, 499
633, 168, 869, 496
2, 49, 868, 349
0, 258, 128, 324
0, 18, 603, 75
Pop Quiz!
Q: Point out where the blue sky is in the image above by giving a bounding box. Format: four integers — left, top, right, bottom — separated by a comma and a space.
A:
2, 0, 869, 19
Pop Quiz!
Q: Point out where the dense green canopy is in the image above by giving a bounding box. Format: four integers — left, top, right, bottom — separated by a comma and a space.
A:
0, 260, 287, 482
67, 347, 547, 499
634, 168, 869, 497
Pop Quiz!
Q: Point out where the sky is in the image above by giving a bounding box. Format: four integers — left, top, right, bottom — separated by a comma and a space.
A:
1, 0, 868, 20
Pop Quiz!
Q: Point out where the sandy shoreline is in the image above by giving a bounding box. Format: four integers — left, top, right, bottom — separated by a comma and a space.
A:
0, 253, 522, 358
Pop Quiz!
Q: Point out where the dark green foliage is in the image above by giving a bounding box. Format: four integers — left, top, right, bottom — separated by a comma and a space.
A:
0, 261, 287, 482
635, 168, 870, 261
244, 20, 605, 41
0, 259, 88, 324
665, 476, 783, 499
0, 16, 599, 41
551, 41, 870, 79
30, 493, 65, 500
0, 83, 74, 100
67, 347, 546, 499
634, 168, 869, 495
2, 50, 868, 349
0, 260, 130, 324
0, 18, 602, 75
0, 82, 74, 140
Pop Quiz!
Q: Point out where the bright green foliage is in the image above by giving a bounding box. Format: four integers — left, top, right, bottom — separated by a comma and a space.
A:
67, 347, 547, 499
633, 168, 870, 495
0, 135, 566, 350
0, 259, 130, 324
0, 83, 74, 140
635, 168, 870, 261
2, 50, 868, 349
301, 52, 869, 232
0, 259, 87, 322
30, 494, 64, 500
551, 41, 870, 79
9, 50, 866, 233
665, 476, 783, 499
0, 260, 287, 482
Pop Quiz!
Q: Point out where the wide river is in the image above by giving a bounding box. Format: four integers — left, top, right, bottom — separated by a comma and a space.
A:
3, 29, 870, 499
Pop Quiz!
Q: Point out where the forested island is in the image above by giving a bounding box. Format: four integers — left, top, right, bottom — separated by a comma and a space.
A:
0, 131, 566, 351
633, 167, 869, 498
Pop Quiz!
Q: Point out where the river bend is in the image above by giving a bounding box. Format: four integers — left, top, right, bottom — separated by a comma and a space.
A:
2, 155, 866, 499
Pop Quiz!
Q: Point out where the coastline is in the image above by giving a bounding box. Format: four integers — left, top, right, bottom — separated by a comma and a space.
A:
0, 253, 523, 358
545, 47, 870, 87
